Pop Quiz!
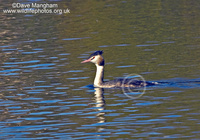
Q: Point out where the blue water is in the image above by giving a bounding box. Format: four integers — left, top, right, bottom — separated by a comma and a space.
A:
1, 0, 200, 139
0, 38, 200, 139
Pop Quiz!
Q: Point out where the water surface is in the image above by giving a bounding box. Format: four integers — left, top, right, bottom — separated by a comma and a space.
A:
1, 0, 200, 139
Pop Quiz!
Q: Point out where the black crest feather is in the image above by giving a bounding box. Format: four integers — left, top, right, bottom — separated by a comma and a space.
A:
88, 50, 103, 59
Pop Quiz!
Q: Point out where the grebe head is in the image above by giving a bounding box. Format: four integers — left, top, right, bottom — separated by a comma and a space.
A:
81, 50, 104, 66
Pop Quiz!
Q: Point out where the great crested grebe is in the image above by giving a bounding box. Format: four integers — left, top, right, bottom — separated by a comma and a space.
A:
81, 51, 157, 88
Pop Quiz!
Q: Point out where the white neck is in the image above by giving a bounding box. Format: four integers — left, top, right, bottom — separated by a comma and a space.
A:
94, 64, 104, 87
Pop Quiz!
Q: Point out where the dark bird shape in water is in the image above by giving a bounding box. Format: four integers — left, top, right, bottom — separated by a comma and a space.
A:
81, 51, 158, 88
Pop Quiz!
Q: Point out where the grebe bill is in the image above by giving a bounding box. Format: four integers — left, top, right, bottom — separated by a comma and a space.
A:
81, 51, 156, 88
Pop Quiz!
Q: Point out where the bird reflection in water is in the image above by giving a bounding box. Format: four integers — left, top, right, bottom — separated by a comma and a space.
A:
93, 88, 105, 124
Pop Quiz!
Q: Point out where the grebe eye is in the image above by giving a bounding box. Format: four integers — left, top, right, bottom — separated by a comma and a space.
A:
91, 56, 95, 60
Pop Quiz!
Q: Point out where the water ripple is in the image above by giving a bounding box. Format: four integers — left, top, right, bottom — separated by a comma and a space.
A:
22, 63, 55, 69
62, 37, 90, 41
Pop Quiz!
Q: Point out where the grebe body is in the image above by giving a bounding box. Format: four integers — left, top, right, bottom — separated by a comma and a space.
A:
81, 51, 157, 88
